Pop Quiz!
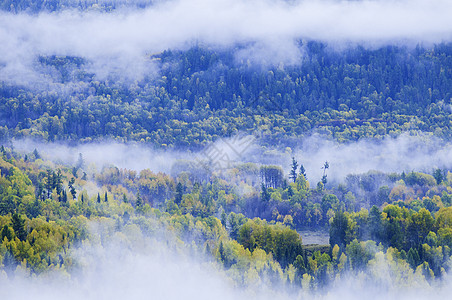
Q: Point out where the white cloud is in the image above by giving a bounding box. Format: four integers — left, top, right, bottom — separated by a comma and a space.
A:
293, 133, 452, 183
0, 0, 451, 86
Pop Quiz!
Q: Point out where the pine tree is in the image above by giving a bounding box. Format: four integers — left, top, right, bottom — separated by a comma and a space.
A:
289, 157, 298, 183
59, 190, 67, 203
136, 193, 143, 208
45, 169, 53, 199
299, 164, 306, 178
221, 211, 227, 228
261, 183, 271, 202
1, 225, 13, 241
68, 177, 76, 199
175, 182, 183, 204
322, 161, 329, 177
433, 168, 444, 185
288, 185, 294, 197
55, 169, 63, 194
12, 213, 27, 241
321, 174, 328, 185
33, 148, 40, 160
219, 241, 226, 263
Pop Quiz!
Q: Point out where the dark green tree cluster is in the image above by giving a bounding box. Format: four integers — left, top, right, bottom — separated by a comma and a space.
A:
1, 43, 452, 147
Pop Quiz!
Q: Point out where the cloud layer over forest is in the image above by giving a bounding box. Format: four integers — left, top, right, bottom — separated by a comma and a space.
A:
1, 0, 452, 85
12, 133, 452, 184
1, 231, 452, 300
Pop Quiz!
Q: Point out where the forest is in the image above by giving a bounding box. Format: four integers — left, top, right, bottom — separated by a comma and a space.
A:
1, 0, 452, 298
1, 42, 452, 148
1, 141, 452, 292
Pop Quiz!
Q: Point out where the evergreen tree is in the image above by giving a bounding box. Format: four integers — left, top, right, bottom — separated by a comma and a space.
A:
433, 168, 444, 185
68, 177, 76, 199
28, 197, 41, 218
175, 182, 183, 204
135, 193, 143, 208
33, 148, 40, 160
290, 157, 298, 183
72, 167, 78, 178
407, 248, 421, 269
221, 211, 227, 228
59, 190, 67, 203
12, 213, 27, 241
0, 145, 5, 159
55, 169, 63, 194
261, 183, 271, 202
329, 210, 349, 248
219, 241, 226, 263
321, 174, 328, 185
369, 205, 383, 241
45, 169, 53, 199
322, 161, 329, 176
299, 164, 306, 179
0, 195, 15, 215
288, 185, 294, 197
1, 225, 13, 241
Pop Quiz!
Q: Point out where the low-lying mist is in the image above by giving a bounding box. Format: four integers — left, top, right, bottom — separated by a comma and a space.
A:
0, 230, 242, 300
1, 223, 451, 300
12, 133, 452, 184
1, 0, 451, 87
291, 133, 452, 184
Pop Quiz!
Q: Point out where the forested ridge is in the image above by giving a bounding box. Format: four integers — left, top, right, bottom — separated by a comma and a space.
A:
1, 42, 452, 148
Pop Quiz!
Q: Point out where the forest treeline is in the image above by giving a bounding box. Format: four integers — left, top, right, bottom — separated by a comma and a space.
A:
0, 0, 152, 13
1, 42, 452, 148
1, 146, 452, 289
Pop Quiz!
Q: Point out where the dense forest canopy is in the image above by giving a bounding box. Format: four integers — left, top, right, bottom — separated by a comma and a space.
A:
1, 42, 452, 148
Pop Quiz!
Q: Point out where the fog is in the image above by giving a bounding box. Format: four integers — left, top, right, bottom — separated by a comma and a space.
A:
12, 133, 452, 184
292, 133, 452, 184
1, 0, 452, 86
13, 139, 186, 173
1, 229, 452, 300
0, 232, 243, 300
